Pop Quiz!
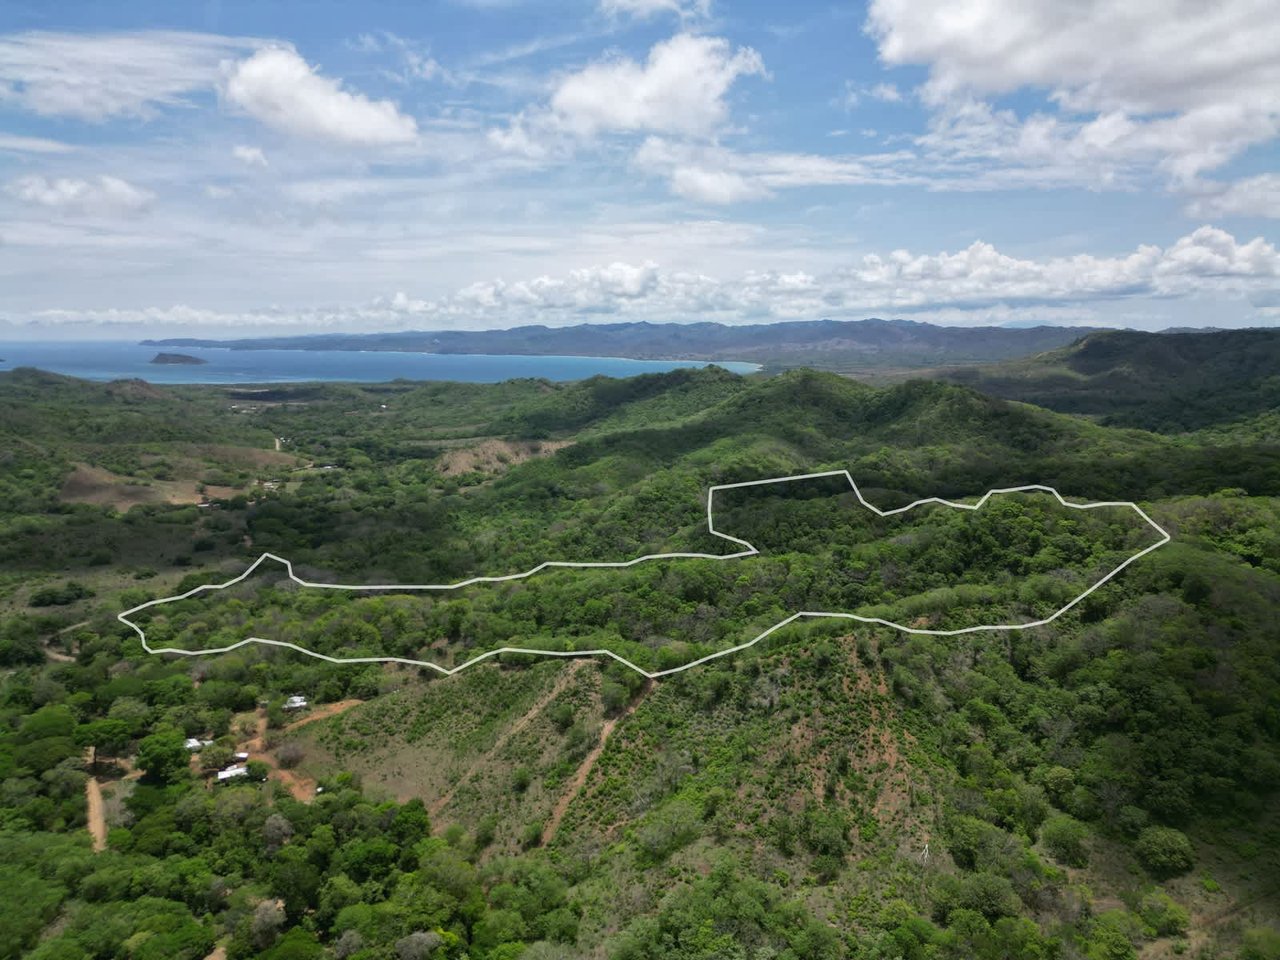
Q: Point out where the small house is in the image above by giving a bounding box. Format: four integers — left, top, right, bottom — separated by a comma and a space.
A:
283, 695, 308, 711
216, 765, 248, 782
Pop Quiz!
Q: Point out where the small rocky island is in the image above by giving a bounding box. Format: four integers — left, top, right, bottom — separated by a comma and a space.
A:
149, 352, 208, 365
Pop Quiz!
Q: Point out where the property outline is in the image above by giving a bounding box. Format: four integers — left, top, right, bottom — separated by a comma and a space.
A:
119, 469, 1172, 679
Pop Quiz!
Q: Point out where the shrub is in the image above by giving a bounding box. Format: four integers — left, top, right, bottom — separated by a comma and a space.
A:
277, 741, 305, 769
29, 582, 94, 607
1135, 827, 1195, 878
1041, 814, 1089, 867
1137, 891, 1189, 937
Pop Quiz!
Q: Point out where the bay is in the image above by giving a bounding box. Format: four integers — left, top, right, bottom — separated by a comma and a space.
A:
0, 341, 759, 384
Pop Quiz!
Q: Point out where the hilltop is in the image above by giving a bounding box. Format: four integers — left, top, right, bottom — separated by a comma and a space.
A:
937, 327, 1280, 433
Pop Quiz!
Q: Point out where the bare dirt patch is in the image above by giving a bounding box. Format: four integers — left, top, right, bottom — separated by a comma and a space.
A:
438, 439, 571, 477
59, 463, 237, 510
284, 699, 363, 733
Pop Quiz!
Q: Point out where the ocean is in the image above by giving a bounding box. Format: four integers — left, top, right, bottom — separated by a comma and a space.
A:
0, 341, 759, 384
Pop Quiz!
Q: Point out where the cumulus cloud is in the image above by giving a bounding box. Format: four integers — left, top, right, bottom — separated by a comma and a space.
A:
491, 33, 764, 156
0, 30, 257, 120
550, 34, 763, 138
865, 0, 1280, 184
26, 227, 1272, 331
222, 46, 418, 145
1185, 174, 1280, 220
413, 227, 1276, 322
4, 174, 154, 215
231, 144, 268, 167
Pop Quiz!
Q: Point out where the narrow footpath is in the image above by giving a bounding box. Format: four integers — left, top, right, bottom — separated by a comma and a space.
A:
431, 662, 585, 818
541, 679, 652, 846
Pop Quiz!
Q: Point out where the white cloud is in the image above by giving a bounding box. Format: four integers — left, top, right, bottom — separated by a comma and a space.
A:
399, 226, 1280, 322
1185, 174, 1280, 220
493, 33, 765, 152
599, 0, 711, 20
839, 80, 904, 110
633, 136, 915, 203
4, 174, 153, 215
865, 0, 1280, 185
222, 46, 418, 145
550, 33, 763, 138
669, 165, 770, 204
350, 30, 448, 84
231, 144, 268, 167
28, 226, 1270, 331
0, 134, 76, 154
869, 82, 902, 103
0, 30, 257, 120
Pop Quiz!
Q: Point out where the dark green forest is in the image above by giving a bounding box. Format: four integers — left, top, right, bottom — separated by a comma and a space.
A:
1, 362, 1278, 960
938, 328, 1280, 434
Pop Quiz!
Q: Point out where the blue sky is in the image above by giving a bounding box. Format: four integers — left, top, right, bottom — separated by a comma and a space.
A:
1, 0, 1277, 338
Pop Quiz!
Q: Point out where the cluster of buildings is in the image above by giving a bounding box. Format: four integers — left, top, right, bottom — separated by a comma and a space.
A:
180, 695, 309, 784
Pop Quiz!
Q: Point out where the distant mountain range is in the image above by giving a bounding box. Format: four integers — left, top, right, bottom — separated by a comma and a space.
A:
143, 318, 1102, 373
936, 327, 1280, 432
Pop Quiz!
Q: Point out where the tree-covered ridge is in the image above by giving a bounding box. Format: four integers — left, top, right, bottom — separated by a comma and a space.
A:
0, 365, 1278, 959
937, 327, 1280, 433
127, 483, 1158, 676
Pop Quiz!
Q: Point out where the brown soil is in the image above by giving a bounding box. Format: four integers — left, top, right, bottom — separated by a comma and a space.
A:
268, 766, 316, 803
231, 708, 321, 802
431, 662, 585, 817
438, 439, 571, 477
59, 463, 237, 510
85, 749, 107, 853
283, 699, 363, 732
44, 619, 91, 662
542, 679, 652, 846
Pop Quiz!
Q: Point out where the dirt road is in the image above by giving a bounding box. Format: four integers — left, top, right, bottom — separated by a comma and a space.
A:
85, 776, 107, 852
283, 699, 362, 732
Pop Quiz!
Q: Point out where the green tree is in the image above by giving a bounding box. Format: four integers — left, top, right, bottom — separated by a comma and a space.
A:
136, 727, 190, 784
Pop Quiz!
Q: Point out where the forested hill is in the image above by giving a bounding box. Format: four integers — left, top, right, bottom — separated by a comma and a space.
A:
937, 327, 1280, 433
143, 317, 1098, 373
3, 365, 1279, 960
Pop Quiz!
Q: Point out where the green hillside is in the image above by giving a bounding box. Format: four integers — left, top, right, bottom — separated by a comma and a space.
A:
1, 366, 1278, 960
937, 328, 1280, 433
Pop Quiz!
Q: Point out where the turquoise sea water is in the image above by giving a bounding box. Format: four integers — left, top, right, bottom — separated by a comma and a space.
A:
0, 341, 759, 384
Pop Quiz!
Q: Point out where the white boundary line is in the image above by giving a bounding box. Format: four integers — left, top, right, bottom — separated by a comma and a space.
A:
118, 470, 1171, 680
